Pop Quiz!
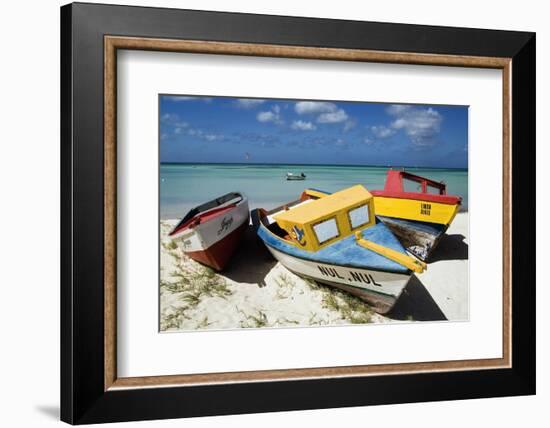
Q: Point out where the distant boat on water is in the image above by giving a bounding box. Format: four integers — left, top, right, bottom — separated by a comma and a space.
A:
169, 192, 249, 271
286, 172, 306, 180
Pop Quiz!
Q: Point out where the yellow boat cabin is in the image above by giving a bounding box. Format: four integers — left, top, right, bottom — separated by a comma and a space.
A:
272, 185, 375, 252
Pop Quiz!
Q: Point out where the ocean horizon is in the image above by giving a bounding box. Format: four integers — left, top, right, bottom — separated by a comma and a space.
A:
160, 163, 468, 219
161, 161, 467, 170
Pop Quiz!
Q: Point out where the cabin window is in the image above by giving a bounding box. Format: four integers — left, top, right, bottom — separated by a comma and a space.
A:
427, 184, 442, 195
313, 218, 339, 244
348, 204, 370, 229
403, 178, 422, 193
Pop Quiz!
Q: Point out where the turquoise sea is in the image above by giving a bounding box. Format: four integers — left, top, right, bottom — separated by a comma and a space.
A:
160, 163, 468, 219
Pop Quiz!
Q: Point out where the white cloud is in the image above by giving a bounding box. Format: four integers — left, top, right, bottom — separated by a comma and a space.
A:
295, 101, 349, 125
235, 98, 265, 109
160, 113, 188, 128
291, 120, 316, 131
164, 95, 212, 103
371, 125, 396, 139
294, 101, 337, 115
257, 105, 283, 124
164, 96, 195, 101
387, 104, 442, 146
386, 104, 413, 116
343, 119, 356, 132
161, 113, 189, 138
257, 111, 276, 122
180, 127, 225, 142
161, 113, 175, 122
187, 128, 203, 137
205, 134, 223, 142
317, 109, 348, 124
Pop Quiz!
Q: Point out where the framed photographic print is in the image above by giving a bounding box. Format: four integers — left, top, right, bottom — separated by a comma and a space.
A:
60, 2, 536, 424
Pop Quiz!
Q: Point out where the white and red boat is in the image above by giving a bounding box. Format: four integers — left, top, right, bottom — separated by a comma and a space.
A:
169, 192, 249, 271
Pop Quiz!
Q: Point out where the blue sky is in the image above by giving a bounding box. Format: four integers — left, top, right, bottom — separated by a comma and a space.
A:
160, 95, 468, 168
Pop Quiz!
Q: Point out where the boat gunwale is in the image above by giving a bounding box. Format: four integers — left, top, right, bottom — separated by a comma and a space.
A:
169, 193, 247, 237
264, 197, 307, 217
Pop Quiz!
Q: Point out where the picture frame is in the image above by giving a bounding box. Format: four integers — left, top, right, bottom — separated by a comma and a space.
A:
60, 2, 535, 424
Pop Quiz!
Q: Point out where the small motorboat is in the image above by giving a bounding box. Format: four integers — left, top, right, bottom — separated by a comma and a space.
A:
169, 192, 249, 271
286, 172, 306, 180
371, 170, 462, 261
251, 185, 425, 313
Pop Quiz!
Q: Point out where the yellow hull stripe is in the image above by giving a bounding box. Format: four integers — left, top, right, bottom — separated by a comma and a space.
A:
373, 196, 460, 226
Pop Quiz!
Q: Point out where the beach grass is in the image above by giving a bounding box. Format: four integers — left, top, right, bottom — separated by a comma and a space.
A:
239, 309, 269, 328
160, 243, 234, 331
321, 286, 373, 324
162, 240, 178, 251
196, 315, 212, 329
160, 305, 192, 331
274, 272, 295, 299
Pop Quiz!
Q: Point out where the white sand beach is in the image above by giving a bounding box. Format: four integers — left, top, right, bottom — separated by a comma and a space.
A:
160, 213, 468, 332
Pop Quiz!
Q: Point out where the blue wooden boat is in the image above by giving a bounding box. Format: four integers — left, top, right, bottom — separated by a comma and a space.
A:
251, 185, 426, 313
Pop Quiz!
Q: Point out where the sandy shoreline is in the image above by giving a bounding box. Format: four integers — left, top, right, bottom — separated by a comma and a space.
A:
160, 213, 468, 332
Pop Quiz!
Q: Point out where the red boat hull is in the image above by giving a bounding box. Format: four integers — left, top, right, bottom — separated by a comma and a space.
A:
185, 220, 248, 271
